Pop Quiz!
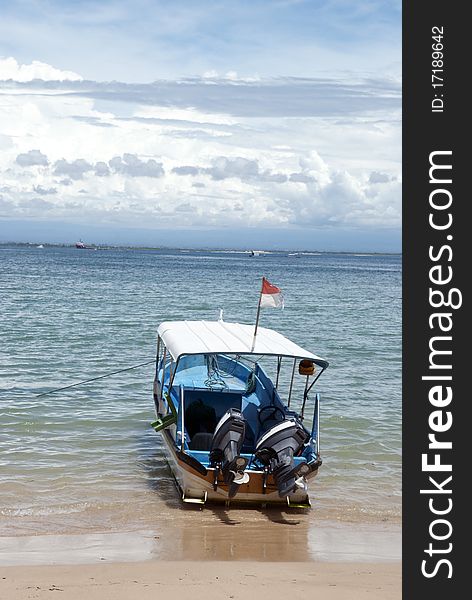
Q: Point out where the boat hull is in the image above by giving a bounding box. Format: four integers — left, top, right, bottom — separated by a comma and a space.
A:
161, 430, 319, 506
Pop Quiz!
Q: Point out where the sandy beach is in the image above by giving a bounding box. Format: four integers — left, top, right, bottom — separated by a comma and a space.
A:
0, 560, 401, 600
0, 521, 401, 599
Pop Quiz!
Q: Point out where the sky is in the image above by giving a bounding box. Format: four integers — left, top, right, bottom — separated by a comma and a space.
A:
0, 0, 401, 251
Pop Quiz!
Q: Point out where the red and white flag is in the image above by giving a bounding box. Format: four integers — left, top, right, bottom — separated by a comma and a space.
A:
260, 277, 284, 309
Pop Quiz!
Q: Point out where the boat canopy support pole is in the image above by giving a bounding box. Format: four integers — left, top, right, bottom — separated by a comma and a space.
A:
155, 336, 160, 373
311, 392, 321, 455
275, 356, 282, 390
160, 347, 167, 402
301, 366, 325, 417
169, 357, 180, 390
301, 375, 310, 419
180, 384, 185, 451
287, 358, 297, 408
306, 367, 325, 395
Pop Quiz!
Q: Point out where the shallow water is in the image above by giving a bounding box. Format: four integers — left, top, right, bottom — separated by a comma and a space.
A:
0, 247, 401, 536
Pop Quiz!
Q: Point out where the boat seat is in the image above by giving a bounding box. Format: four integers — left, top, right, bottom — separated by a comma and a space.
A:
189, 432, 214, 451
184, 399, 218, 439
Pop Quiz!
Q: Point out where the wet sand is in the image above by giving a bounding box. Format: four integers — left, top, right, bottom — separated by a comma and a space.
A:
0, 505, 401, 598
0, 560, 401, 600
0, 519, 400, 565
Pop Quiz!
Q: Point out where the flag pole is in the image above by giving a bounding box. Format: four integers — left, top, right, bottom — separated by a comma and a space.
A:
251, 277, 264, 352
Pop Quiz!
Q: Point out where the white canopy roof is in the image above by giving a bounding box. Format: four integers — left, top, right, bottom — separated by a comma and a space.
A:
157, 320, 328, 368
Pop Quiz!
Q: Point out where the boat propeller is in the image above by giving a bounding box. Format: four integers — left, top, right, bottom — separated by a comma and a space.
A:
231, 470, 250, 485
294, 476, 308, 492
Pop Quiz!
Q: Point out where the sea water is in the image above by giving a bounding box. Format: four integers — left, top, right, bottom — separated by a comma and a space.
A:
0, 247, 401, 536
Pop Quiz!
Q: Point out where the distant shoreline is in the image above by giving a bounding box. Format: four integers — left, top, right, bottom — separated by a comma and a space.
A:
0, 242, 402, 256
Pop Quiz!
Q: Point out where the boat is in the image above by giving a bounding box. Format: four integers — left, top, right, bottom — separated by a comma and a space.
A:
151, 319, 329, 508
75, 240, 95, 250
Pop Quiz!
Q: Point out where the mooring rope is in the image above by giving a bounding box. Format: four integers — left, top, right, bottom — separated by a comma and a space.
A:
35, 359, 155, 398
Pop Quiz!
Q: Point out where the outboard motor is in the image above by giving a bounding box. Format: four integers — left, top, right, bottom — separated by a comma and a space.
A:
210, 408, 249, 497
255, 419, 310, 497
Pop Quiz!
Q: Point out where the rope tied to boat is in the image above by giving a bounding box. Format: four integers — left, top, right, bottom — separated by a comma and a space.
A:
35, 359, 156, 397
204, 355, 228, 389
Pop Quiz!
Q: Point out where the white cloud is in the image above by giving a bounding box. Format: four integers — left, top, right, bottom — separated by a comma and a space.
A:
369, 171, 392, 184
289, 172, 315, 184
94, 161, 111, 177
206, 157, 268, 181
33, 185, 57, 195
0, 57, 83, 82
16, 149, 49, 167
109, 154, 164, 178
0, 62, 401, 236
172, 166, 200, 176
53, 158, 93, 180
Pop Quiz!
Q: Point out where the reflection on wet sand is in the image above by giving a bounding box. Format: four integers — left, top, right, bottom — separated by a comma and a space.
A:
151, 505, 400, 563
164, 506, 310, 561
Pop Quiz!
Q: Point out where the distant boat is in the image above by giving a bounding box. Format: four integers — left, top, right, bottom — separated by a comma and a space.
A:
75, 240, 94, 249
